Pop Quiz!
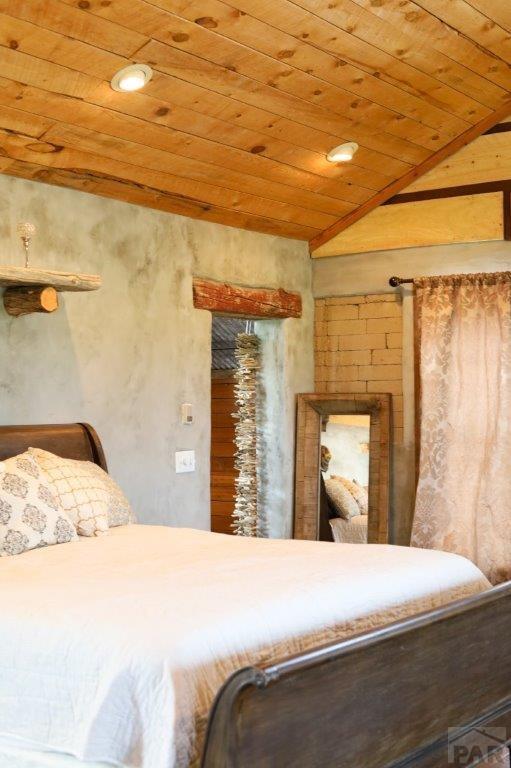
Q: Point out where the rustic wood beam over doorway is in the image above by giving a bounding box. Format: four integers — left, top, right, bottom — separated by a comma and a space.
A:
192, 277, 302, 319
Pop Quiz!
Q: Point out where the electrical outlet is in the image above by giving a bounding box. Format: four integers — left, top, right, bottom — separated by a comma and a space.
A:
175, 450, 195, 473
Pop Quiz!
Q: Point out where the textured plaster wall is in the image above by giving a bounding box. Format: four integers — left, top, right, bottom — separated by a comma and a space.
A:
0, 175, 313, 534
313, 241, 511, 544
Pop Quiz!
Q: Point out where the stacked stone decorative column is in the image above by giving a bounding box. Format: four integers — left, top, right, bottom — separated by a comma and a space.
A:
232, 333, 260, 536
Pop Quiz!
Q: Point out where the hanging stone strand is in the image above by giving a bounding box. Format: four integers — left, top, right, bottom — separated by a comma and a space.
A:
232, 333, 261, 536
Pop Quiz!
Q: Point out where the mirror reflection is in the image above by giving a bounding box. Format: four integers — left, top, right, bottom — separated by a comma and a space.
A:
320, 415, 370, 544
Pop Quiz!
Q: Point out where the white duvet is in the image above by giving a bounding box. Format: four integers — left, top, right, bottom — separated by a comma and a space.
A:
0, 525, 489, 768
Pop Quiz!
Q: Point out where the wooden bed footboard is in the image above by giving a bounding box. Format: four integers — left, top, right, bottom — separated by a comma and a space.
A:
201, 582, 511, 768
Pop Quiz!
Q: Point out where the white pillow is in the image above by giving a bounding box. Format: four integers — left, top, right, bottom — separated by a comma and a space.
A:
30, 448, 134, 534
0, 451, 77, 556
324, 477, 360, 520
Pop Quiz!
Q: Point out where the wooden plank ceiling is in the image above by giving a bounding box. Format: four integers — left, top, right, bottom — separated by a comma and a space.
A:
0, 0, 511, 245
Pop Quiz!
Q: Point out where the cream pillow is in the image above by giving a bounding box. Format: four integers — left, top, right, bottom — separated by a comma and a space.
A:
352, 479, 369, 515
0, 451, 77, 556
333, 476, 369, 516
324, 477, 360, 520
30, 448, 134, 534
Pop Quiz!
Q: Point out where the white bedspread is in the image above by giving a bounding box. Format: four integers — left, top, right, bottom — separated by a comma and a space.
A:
0, 525, 489, 768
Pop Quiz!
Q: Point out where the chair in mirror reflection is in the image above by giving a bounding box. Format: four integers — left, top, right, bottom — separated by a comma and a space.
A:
294, 394, 391, 544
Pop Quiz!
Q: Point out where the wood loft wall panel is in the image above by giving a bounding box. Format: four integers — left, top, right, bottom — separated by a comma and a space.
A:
399, 130, 511, 194
0, 1, 510, 239
312, 193, 504, 258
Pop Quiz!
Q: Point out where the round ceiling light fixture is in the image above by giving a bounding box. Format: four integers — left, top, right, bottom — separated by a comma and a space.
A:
111, 64, 153, 92
326, 141, 359, 163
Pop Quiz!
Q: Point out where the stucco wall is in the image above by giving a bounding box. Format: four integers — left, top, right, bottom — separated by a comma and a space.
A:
313, 241, 511, 544
0, 174, 313, 536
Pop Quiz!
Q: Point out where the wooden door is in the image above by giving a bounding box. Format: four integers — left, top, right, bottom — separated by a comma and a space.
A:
211, 373, 236, 534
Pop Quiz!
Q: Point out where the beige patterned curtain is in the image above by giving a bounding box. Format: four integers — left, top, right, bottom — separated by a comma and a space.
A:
411, 272, 511, 584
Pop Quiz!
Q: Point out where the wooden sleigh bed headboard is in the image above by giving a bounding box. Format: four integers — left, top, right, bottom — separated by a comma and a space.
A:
0, 423, 107, 471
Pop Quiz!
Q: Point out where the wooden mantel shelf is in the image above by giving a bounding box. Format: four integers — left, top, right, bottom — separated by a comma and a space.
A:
0, 266, 101, 292
0, 266, 101, 317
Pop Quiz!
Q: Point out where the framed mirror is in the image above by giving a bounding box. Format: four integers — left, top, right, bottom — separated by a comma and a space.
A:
294, 394, 391, 544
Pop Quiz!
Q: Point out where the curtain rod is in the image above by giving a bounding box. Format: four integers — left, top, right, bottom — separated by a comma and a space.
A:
389, 276, 414, 287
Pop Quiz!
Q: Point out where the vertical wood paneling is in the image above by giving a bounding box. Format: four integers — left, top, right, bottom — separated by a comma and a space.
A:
211, 374, 236, 535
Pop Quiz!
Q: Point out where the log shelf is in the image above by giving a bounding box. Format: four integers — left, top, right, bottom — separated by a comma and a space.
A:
0, 266, 101, 317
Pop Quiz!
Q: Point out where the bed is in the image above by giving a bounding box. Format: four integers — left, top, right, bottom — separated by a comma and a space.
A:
330, 513, 368, 543
0, 424, 510, 768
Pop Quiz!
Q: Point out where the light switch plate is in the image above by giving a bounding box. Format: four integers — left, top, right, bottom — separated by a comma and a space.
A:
175, 450, 195, 473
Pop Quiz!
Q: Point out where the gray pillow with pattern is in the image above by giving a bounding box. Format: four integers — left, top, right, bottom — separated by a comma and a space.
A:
0, 451, 77, 556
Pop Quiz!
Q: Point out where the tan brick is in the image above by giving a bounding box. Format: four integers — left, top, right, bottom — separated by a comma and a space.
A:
392, 395, 403, 412
315, 365, 327, 381
315, 351, 325, 366
315, 304, 326, 322
323, 351, 338, 366
327, 319, 366, 335
327, 380, 367, 393
372, 348, 401, 365
366, 317, 402, 334
392, 411, 404, 429
337, 350, 371, 365
326, 336, 338, 351
326, 365, 359, 382
316, 381, 328, 394
359, 364, 402, 380
325, 295, 366, 305
315, 336, 327, 351
359, 302, 402, 319
338, 333, 386, 350
365, 293, 400, 303
315, 321, 327, 336
326, 304, 359, 321
316, 298, 326, 307
367, 380, 403, 395
386, 332, 403, 349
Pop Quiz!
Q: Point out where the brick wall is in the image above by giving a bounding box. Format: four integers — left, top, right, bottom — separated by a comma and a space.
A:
315, 294, 403, 444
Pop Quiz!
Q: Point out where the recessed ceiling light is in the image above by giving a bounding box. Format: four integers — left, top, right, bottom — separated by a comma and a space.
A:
111, 64, 153, 92
326, 142, 359, 163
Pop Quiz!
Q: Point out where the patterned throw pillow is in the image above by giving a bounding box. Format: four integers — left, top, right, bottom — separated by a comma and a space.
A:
333, 476, 369, 516
30, 448, 134, 534
352, 479, 369, 515
0, 452, 77, 556
324, 477, 360, 520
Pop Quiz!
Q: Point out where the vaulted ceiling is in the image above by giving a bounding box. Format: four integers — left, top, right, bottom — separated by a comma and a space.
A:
1, 0, 511, 247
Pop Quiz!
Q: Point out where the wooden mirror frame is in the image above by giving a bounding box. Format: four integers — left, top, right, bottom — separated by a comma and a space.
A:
293, 393, 391, 544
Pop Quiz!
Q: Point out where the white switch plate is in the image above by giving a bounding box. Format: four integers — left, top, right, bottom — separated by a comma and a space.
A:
175, 450, 195, 473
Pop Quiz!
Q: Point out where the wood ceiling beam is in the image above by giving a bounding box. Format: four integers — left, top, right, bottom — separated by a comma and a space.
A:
310, 100, 511, 252
0, 127, 330, 231
193, 277, 302, 318
3, 157, 316, 240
